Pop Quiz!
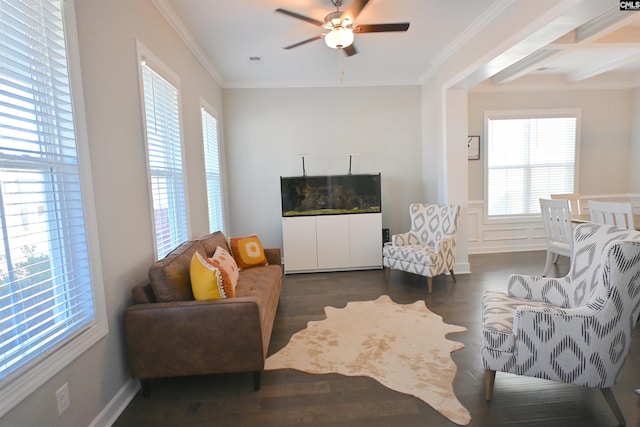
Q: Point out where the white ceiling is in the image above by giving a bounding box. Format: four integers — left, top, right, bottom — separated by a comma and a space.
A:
156, 0, 640, 89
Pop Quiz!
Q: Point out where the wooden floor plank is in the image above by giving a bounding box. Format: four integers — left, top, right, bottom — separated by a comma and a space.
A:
114, 250, 640, 426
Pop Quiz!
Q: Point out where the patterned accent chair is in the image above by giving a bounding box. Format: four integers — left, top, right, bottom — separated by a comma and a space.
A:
382, 204, 461, 293
481, 223, 640, 426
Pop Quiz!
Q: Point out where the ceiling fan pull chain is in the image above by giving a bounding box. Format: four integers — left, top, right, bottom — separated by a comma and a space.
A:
338, 48, 345, 83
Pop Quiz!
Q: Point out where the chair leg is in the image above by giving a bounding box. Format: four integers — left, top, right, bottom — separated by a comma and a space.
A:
449, 269, 457, 282
427, 277, 433, 294
542, 250, 553, 277
384, 267, 390, 283
601, 388, 626, 426
485, 370, 496, 401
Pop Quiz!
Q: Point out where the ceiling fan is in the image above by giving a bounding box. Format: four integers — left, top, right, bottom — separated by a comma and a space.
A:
275, 0, 410, 56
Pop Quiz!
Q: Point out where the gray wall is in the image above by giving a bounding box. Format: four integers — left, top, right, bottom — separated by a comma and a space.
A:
222, 86, 423, 243
0, 0, 223, 426
467, 89, 637, 201
631, 88, 640, 193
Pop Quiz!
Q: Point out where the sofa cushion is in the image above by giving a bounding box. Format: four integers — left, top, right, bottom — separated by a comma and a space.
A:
210, 246, 239, 296
149, 240, 205, 302
235, 263, 283, 354
229, 234, 268, 269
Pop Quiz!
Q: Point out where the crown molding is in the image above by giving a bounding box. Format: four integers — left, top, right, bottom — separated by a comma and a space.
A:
419, 0, 514, 84
222, 79, 421, 90
151, 0, 225, 87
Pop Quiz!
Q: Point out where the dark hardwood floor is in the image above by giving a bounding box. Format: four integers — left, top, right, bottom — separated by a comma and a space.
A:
114, 251, 640, 426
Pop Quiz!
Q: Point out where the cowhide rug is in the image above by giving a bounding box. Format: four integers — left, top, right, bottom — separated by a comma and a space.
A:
265, 295, 471, 425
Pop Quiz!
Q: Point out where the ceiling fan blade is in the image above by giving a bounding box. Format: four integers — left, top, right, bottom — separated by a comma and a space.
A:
353, 23, 410, 33
283, 35, 323, 50
342, 44, 357, 57
275, 8, 323, 27
341, 0, 370, 23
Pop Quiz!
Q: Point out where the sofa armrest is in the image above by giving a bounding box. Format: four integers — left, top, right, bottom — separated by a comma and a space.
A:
264, 247, 281, 265
124, 298, 265, 380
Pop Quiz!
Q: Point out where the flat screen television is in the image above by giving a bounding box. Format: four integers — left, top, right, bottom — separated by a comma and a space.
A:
280, 173, 381, 217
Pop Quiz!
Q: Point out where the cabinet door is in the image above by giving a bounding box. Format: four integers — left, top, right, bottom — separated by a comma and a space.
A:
316, 215, 351, 270
282, 217, 317, 273
349, 213, 382, 268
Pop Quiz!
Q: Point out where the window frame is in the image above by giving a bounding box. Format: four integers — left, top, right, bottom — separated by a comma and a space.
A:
136, 42, 191, 260
0, 0, 108, 417
200, 101, 227, 235
483, 108, 581, 223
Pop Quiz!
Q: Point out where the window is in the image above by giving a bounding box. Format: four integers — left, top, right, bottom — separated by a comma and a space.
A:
485, 110, 579, 217
139, 50, 189, 259
0, 0, 106, 415
201, 105, 225, 233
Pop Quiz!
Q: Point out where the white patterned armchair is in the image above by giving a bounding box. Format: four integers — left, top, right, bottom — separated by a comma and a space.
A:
382, 204, 460, 293
481, 223, 640, 426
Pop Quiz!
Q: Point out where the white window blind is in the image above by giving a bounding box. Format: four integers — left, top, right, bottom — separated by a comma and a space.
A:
141, 62, 188, 259
486, 112, 578, 217
201, 107, 225, 233
0, 0, 96, 391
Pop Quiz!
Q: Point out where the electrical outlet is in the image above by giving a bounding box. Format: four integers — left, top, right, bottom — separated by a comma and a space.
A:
56, 383, 71, 415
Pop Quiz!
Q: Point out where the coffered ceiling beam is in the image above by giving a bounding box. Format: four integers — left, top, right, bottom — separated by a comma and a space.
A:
575, 7, 635, 43
567, 48, 640, 81
490, 49, 561, 84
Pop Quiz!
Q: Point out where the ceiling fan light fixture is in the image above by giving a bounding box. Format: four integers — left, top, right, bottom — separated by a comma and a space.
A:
324, 26, 354, 49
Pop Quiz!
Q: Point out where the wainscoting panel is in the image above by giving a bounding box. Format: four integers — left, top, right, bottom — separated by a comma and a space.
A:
467, 201, 544, 254
467, 194, 640, 254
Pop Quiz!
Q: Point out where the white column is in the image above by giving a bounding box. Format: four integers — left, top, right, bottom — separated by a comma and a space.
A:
445, 89, 470, 274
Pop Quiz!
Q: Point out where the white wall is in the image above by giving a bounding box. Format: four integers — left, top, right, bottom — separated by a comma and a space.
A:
445, 89, 470, 272
420, 79, 444, 203
467, 89, 635, 200
0, 1, 223, 426
465, 88, 638, 254
630, 87, 640, 193
221, 86, 423, 244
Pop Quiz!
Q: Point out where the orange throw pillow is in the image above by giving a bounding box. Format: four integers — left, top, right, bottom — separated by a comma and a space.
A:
229, 234, 268, 269
209, 246, 239, 297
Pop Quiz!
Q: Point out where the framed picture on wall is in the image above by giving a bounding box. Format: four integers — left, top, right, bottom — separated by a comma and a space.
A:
468, 136, 480, 160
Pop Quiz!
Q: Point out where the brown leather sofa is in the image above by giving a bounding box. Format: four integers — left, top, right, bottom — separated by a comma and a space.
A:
124, 231, 282, 397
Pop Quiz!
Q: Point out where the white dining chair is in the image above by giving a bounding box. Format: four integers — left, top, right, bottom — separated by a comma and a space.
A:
588, 200, 636, 229
539, 198, 573, 277
550, 193, 582, 215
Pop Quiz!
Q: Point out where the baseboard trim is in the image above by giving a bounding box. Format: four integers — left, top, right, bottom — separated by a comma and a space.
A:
88, 378, 139, 427
454, 262, 471, 275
